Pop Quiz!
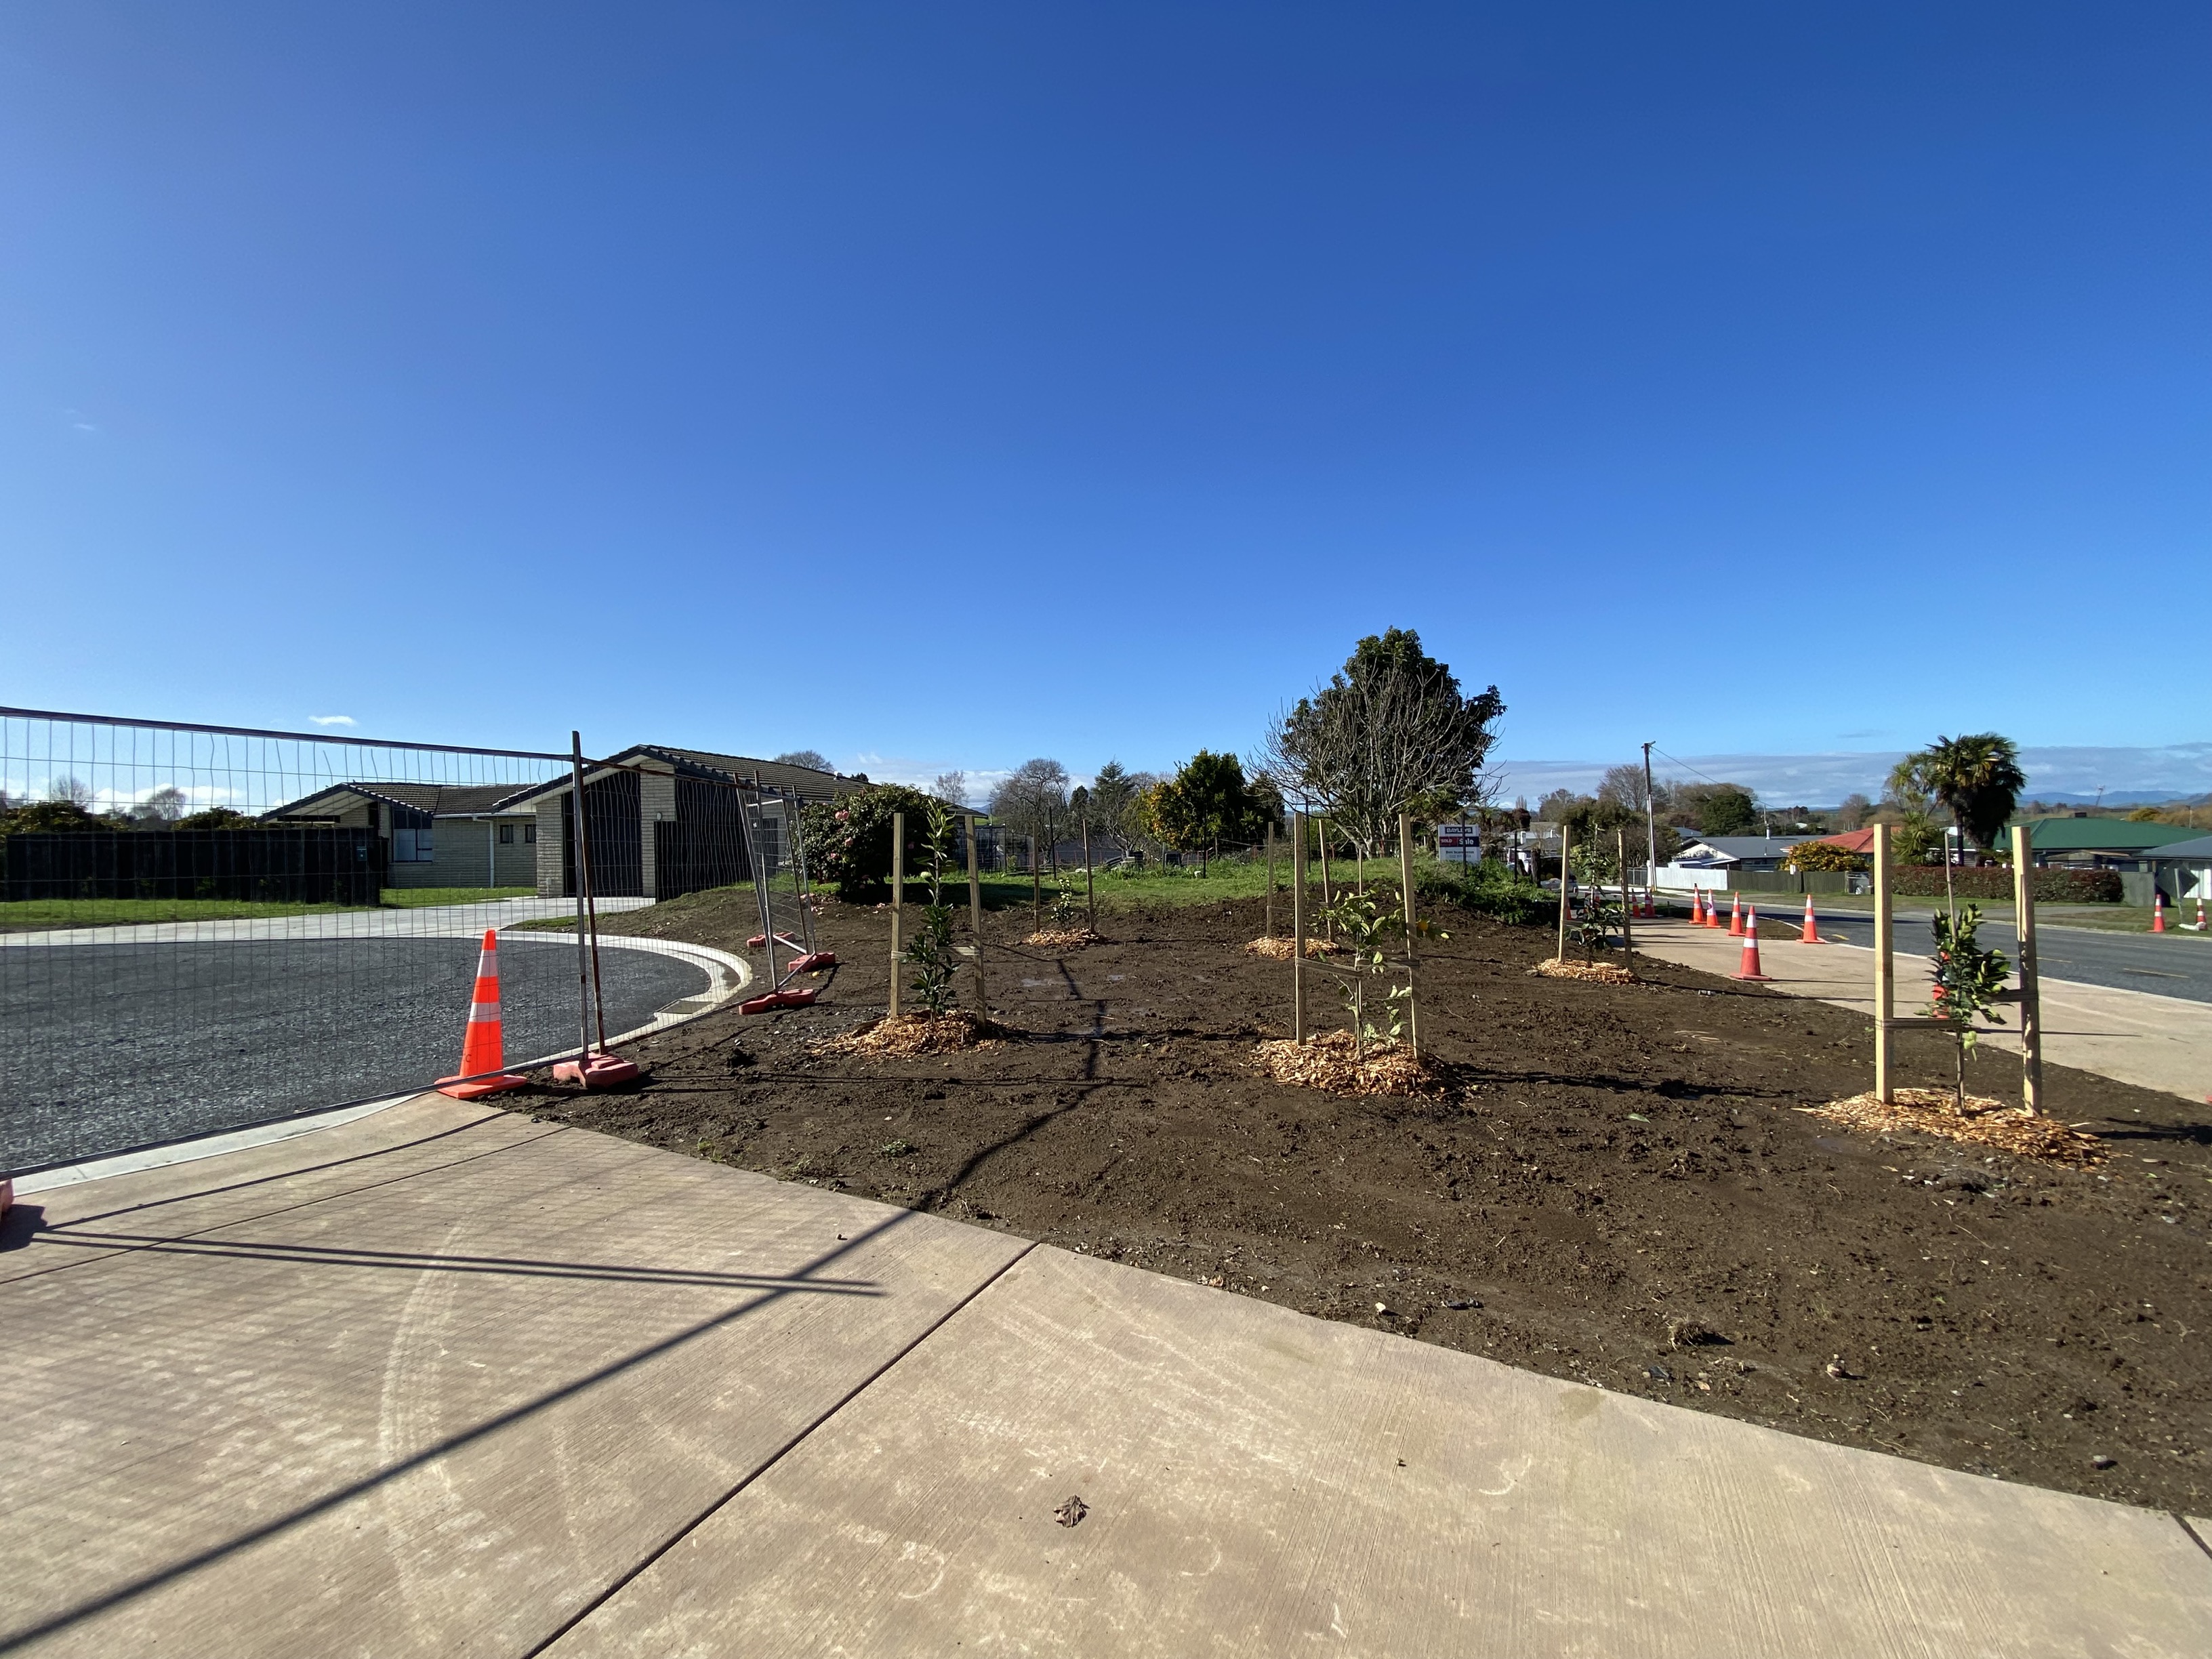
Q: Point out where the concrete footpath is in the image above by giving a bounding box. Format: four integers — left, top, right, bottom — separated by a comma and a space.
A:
5, 1097, 2210, 1658
1633, 912, 2211, 1104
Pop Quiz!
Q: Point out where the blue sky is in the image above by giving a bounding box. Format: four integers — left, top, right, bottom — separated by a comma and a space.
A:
3, 3, 2206, 801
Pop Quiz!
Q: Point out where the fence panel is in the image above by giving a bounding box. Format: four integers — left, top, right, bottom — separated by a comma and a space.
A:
1, 709, 723, 1176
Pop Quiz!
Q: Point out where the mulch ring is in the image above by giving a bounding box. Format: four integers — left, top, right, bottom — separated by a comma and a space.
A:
1530, 958, 1637, 985
1805, 1088, 2106, 1167
1244, 936, 1342, 960
1253, 1029, 1447, 1097
1023, 928, 1104, 949
821, 1010, 1010, 1058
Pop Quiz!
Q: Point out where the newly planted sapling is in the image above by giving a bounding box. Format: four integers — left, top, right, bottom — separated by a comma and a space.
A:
1315, 886, 1443, 1055
1567, 840, 1625, 962
1048, 871, 1083, 929
902, 802, 960, 1015
1925, 904, 2010, 1107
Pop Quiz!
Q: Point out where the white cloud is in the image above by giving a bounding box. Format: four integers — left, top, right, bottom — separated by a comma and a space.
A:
310, 714, 357, 727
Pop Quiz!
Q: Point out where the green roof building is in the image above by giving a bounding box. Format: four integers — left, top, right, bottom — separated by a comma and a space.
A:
2007, 815, 2206, 865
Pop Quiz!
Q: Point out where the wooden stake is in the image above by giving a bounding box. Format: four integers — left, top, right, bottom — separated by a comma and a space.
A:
1555, 823, 1572, 962
888, 811, 904, 1021
1292, 810, 1308, 1041
966, 813, 987, 1012
1082, 813, 1094, 933
1265, 821, 1276, 939
2012, 823, 2041, 1115
1874, 822, 1894, 1103
1029, 835, 1040, 931
1399, 812, 1419, 1061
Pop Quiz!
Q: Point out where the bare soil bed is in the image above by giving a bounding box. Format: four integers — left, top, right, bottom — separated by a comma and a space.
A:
506, 890, 2211, 1513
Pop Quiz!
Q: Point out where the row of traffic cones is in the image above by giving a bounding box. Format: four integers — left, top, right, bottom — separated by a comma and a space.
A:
435, 928, 639, 1099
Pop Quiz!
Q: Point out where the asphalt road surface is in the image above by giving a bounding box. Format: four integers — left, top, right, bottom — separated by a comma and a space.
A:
1, 933, 707, 1173
1778, 906, 2212, 1006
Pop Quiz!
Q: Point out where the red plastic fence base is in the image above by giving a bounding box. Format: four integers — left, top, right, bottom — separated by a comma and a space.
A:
552, 1053, 642, 1088
785, 951, 838, 974
436, 1072, 531, 1100
739, 987, 819, 1015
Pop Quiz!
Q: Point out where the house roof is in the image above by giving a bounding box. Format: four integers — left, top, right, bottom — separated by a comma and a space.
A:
504, 744, 865, 806
267, 781, 539, 819
2013, 817, 2203, 853
2137, 832, 2212, 862
1813, 828, 1879, 853
1677, 835, 1819, 863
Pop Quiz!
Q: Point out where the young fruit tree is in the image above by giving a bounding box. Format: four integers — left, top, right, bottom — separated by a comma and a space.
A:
1566, 837, 1624, 963
1254, 628, 1504, 857
1925, 904, 2011, 1107
901, 801, 962, 1015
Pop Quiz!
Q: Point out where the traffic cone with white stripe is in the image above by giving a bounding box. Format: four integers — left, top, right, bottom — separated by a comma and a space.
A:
1704, 889, 1723, 928
2190, 897, 2208, 933
437, 929, 531, 1098
1733, 905, 1771, 981
2152, 892, 2166, 934
1727, 893, 1744, 937
1799, 894, 1820, 943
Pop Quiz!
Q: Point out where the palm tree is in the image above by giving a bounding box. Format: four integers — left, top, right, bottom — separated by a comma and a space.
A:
1893, 735, 2028, 914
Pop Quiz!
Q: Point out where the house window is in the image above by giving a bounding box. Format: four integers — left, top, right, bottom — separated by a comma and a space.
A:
392, 806, 436, 862
499, 823, 516, 844
525, 823, 537, 844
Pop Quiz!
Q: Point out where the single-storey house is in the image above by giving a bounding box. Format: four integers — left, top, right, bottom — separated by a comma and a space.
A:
1669, 835, 1818, 874
2133, 833, 2212, 906
507, 745, 865, 901
2007, 815, 2206, 870
266, 782, 541, 889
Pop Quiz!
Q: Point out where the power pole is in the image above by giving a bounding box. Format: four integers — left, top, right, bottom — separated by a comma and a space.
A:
1641, 741, 1658, 892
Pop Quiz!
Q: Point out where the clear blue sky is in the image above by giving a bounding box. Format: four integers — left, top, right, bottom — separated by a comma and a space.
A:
3, 3, 2205, 792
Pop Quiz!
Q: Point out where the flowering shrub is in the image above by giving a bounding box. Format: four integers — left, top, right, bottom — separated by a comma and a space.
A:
799, 785, 942, 900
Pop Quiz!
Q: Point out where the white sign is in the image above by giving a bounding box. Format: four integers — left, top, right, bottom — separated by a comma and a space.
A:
1437, 823, 1479, 865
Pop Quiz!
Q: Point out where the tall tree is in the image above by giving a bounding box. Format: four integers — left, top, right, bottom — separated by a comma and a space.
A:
1146, 752, 1282, 862
773, 750, 834, 773
1084, 760, 1158, 853
930, 770, 970, 807
1893, 735, 2026, 857
1256, 628, 1504, 855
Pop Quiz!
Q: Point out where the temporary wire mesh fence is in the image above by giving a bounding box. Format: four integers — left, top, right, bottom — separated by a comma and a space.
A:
0, 710, 814, 1176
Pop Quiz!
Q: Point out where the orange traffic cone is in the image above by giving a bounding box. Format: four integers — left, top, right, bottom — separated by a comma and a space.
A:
1727, 893, 1744, 937
2152, 892, 2166, 934
2193, 897, 2208, 933
437, 929, 531, 1098
1733, 905, 1771, 981
1799, 894, 1820, 943
1704, 889, 1723, 928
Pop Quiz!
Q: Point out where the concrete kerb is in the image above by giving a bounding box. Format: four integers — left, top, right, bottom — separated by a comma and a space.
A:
8, 931, 751, 1200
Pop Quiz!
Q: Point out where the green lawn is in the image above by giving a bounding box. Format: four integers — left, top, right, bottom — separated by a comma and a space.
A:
0, 897, 367, 931
1, 886, 538, 933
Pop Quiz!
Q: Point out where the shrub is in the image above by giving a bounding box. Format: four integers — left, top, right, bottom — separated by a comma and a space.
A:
1784, 840, 1868, 874
1889, 867, 2121, 903
799, 785, 941, 901
1416, 859, 1550, 924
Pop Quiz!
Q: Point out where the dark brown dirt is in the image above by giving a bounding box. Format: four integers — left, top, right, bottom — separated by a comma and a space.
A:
508, 891, 2212, 1513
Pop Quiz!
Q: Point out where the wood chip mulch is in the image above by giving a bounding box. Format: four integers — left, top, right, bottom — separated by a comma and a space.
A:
1806, 1088, 2106, 1166
821, 1011, 1008, 1058
1023, 928, 1104, 949
1530, 958, 1638, 984
1244, 937, 1341, 960
1253, 1029, 1444, 1097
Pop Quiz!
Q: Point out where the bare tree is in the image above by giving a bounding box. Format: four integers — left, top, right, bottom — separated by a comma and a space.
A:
931, 770, 971, 807
1835, 792, 1874, 831
45, 775, 96, 809
988, 759, 1071, 863
774, 749, 834, 773
134, 785, 187, 825
1254, 629, 1504, 855
1597, 762, 1671, 815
